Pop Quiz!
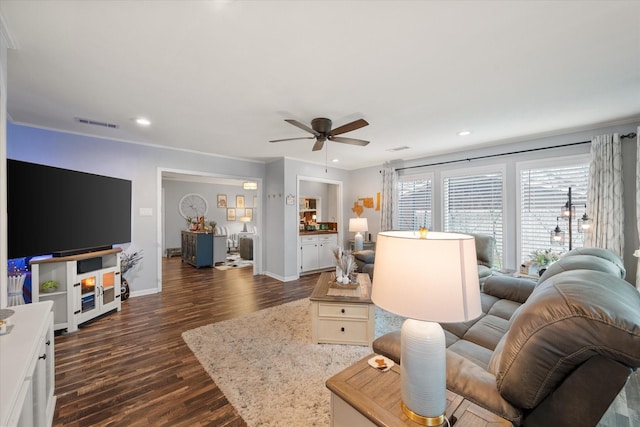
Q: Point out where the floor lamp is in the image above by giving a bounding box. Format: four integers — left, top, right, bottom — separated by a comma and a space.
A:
372, 231, 482, 425
552, 187, 590, 250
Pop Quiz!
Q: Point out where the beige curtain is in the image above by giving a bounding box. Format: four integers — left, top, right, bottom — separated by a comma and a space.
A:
635, 128, 640, 289
380, 164, 397, 231
586, 133, 624, 257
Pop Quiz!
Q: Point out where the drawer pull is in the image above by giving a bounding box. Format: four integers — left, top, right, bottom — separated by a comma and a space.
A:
39, 354, 47, 360
46, 340, 51, 346
341, 327, 345, 332
341, 308, 346, 314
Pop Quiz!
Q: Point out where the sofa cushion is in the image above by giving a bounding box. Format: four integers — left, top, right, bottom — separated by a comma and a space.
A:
483, 275, 536, 304
538, 254, 626, 284
448, 339, 494, 369
353, 249, 375, 264
561, 247, 626, 279
469, 233, 496, 269
462, 314, 510, 352
489, 270, 640, 410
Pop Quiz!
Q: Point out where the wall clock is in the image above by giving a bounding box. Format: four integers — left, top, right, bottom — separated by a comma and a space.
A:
179, 193, 208, 219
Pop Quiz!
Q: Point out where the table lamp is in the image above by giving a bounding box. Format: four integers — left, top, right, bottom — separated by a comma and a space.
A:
349, 217, 368, 251
239, 216, 251, 232
371, 231, 481, 425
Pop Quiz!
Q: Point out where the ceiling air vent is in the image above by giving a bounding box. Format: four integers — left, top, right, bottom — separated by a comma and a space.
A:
74, 117, 119, 129
387, 146, 411, 152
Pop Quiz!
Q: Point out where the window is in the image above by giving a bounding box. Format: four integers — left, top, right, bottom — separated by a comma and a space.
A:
519, 157, 589, 264
396, 173, 433, 231
443, 169, 504, 266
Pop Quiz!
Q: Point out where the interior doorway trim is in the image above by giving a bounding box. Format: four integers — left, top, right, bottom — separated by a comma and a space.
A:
157, 167, 263, 292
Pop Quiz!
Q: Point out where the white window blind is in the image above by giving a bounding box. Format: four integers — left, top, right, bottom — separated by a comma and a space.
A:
520, 162, 589, 263
396, 173, 433, 231
443, 172, 503, 266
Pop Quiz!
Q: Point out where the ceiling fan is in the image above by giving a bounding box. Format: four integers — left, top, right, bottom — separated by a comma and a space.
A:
269, 117, 369, 151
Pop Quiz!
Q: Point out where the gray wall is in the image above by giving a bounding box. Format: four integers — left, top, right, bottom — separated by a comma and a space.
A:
347, 122, 640, 282
162, 179, 257, 251
7, 123, 265, 295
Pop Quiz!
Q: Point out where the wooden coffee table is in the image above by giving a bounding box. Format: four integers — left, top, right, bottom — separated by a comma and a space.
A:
310, 272, 375, 346
326, 355, 513, 427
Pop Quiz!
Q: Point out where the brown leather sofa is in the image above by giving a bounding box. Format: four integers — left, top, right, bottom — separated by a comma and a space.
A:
353, 233, 496, 283
372, 247, 640, 426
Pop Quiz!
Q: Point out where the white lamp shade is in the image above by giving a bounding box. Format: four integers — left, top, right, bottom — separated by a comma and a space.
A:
239, 216, 251, 223
371, 231, 481, 323
349, 217, 368, 232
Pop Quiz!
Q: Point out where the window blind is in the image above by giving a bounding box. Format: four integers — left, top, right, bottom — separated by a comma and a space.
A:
443, 172, 503, 265
520, 162, 589, 263
396, 173, 433, 231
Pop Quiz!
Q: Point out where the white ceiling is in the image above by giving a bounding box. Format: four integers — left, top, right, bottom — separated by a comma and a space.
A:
2, 1, 639, 170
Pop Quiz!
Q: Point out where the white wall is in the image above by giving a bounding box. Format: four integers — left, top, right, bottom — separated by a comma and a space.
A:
7, 123, 265, 296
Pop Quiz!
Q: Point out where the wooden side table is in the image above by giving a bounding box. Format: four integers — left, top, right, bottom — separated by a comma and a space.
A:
326, 355, 513, 427
310, 272, 375, 346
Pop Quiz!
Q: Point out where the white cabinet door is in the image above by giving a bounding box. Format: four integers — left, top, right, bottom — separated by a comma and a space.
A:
317, 235, 338, 269
301, 240, 318, 272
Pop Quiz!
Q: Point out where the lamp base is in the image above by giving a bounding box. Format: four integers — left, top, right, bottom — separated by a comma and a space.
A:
242, 224, 248, 232
401, 402, 445, 426
354, 232, 364, 251
400, 319, 446, 425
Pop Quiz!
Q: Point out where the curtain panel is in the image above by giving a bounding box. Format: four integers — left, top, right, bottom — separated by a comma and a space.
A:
380, 164, 397, 231
586, 133, 624, 257
636, 128, 640, 289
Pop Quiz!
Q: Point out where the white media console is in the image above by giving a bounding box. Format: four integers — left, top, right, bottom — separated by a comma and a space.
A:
30, 248, 122, 332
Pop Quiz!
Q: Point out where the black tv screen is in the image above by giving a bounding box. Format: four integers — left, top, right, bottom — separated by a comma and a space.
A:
8, 159, 132, 258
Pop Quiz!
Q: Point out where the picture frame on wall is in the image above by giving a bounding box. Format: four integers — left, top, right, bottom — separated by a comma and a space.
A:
236, 195, 245, 209
227, 208, 236, 221
245, 208, 253, 220
217, 194, 227, 208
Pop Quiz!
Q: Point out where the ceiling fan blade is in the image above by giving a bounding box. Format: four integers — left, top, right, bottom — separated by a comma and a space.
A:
269, 137, 315, 143
329, 136, 370, 146
329, 118, 369, 136
285, 119, 320, 136
312, 138, 326, 151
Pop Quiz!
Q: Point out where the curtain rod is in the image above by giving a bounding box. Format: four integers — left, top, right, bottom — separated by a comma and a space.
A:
394, 132, 637, 172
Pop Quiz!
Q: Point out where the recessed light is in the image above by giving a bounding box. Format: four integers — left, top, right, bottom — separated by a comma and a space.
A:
136, 117, 151, 126
457, 130, 472, 136
332, 159, 339, 163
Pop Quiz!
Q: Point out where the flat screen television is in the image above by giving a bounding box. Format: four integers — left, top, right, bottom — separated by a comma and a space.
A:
7, 159, 132, 259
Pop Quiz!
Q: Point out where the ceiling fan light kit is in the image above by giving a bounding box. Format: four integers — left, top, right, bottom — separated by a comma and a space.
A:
269, 117, 370, 151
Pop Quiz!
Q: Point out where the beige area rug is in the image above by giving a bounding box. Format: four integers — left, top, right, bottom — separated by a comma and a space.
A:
182, 298, 404, 427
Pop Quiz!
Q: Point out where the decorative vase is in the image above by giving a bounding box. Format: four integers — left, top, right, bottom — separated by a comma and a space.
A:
7, 274, 26, 306
335, 266, 343, 282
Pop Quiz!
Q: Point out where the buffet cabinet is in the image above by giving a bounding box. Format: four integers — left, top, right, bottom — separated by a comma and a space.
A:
30, 248, 122, 332
181, 231, 213, 268
0, 301, 56, 427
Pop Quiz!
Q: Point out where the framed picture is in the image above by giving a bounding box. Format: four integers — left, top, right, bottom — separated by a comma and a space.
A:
236, 195, 245, 209
217, 194, 227, 208
227, 208, 236, 221
245, 208, 253, 220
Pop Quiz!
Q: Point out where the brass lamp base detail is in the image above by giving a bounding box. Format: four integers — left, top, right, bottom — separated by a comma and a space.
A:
401, 402, 445, 426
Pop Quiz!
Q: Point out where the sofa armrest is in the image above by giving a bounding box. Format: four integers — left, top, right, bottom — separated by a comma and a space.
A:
372, 331, 401, 364
446, 350, 522, 424
482, 275, 536, 304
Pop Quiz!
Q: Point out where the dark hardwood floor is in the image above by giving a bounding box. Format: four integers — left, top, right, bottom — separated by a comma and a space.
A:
52, 257, 639, 426
53, 257, 319, 426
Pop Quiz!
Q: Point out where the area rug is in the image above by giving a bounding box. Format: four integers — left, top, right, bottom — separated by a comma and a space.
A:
214, 253, 253, 270
182, 298, 404, 427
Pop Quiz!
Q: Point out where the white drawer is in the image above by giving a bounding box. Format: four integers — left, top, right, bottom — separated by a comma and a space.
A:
318, 234, 337, 243
318, 303, 370, 319
317, 319, 369, 344
300, 236, 318, 243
